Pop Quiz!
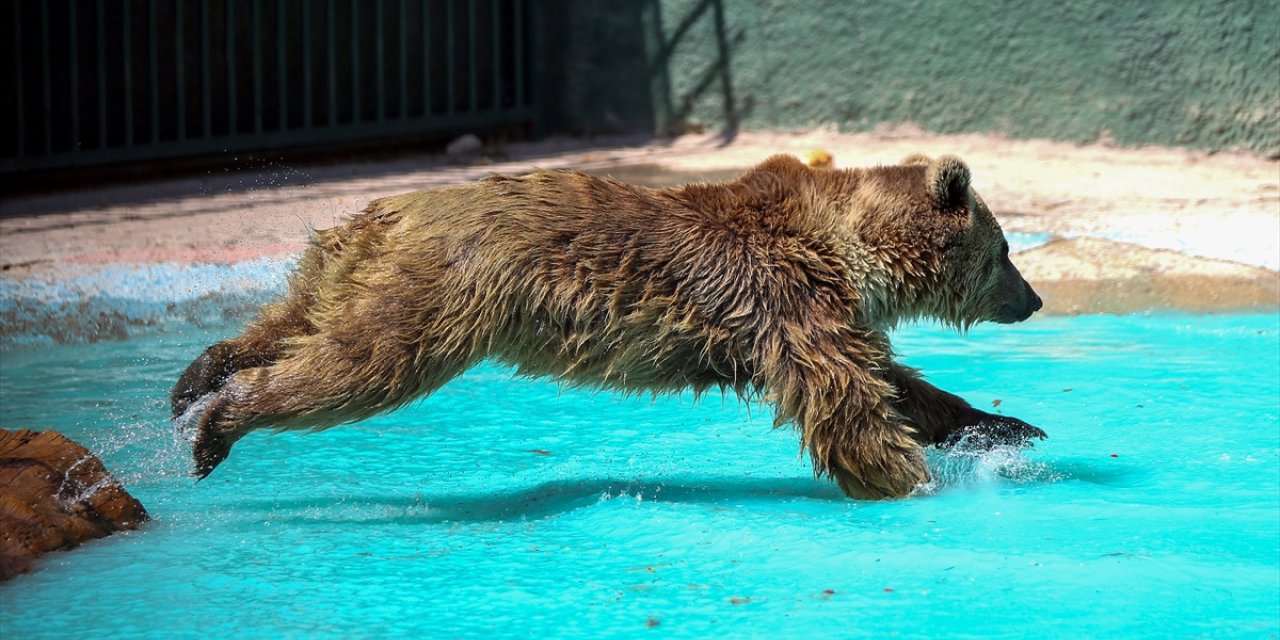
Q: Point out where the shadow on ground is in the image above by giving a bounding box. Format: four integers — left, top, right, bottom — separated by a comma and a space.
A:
231, 476, 847, 525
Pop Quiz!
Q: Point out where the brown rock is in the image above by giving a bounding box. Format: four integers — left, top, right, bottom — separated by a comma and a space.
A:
1017, 238, 1280, 314
0, 429, 148, 581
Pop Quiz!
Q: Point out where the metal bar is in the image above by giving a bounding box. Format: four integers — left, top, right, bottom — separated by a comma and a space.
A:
327, 0, 336, 127
97, 0, 106, 149
41, 1, 51, 153
421, 0, 430, 116
278, 0, 286, 131
201, 0, 209, 138
373, 0, 381, 120
70, 0, 80, 151
375, 0, 384, 122
253, 0, 262, 134
526, 0, 538, 133
149, 0, 158, 143
514, 0, 522, 109
491, 0, 499, 110
126, 0, 134, 145
177, 0, 186, 141
445, 0, 454, 114
13, 1, 22, 157
303, 0, 312, 128
398, 0, 406, 120
228, 0, 236, 135
468, 0, 476, 111
351, 0, 359, 123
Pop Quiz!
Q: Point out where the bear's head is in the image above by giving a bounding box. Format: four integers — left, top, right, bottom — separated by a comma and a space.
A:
851, 154, 1042, 328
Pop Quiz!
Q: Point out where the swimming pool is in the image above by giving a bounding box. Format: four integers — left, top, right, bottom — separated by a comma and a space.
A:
1, 310, 1277, 638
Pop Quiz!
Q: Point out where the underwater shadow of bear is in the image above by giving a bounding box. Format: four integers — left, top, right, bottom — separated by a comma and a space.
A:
235, 476, 849, 525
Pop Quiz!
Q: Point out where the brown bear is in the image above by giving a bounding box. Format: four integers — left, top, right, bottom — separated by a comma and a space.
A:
172, 153, 1045, 499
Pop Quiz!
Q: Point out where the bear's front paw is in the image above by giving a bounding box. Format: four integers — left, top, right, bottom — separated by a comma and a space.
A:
190, 395, 245, 480
945, 409, 1046, 450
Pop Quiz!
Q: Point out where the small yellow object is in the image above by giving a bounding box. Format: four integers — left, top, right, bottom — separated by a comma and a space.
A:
800, 149, 834, 169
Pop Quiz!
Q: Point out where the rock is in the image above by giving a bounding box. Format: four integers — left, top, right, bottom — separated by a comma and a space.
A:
0, 429, 148, 581
1017, 237, 1280, 314
445, 133, 484, 156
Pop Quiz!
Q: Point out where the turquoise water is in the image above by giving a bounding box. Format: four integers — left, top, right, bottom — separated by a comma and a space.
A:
1, 314, 1278, 638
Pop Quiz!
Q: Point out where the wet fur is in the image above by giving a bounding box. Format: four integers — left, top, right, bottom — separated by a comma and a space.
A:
173, 154, 1045, 498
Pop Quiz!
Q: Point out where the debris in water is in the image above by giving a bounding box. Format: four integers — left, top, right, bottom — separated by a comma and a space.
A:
991, 399, 1003, 407
527, 449, 551, 456
729, 597, 752, 605
645, 617, 661, 628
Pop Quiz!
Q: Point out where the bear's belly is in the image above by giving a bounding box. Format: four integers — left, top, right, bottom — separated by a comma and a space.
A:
494, 315, 755, 396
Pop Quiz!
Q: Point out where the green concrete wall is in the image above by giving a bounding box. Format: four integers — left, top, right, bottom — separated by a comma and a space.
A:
539, 0, 1280, 155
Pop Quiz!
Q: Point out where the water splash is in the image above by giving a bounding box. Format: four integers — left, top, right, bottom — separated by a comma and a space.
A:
917, 442, 1063, 496
172, 393, 215, 445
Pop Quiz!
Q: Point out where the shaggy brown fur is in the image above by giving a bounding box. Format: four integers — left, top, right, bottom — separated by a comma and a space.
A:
173, 153, 1045, 499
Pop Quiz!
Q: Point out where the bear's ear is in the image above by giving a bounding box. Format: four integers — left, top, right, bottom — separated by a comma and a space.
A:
901, 153, 932, 166
925, 155, 971, 209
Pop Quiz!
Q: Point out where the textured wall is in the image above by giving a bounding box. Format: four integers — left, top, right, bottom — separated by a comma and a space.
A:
539, 0, 1280, 155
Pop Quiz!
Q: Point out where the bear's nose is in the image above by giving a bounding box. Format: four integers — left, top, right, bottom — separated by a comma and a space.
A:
1029, 287, 1043, 312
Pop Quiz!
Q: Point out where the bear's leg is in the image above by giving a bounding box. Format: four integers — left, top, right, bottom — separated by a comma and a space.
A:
765, 328, 929, 500
189, 329, 477, 478
171, 238, 335, 418
170, 304, 314, 418
884, 363, 1046, 449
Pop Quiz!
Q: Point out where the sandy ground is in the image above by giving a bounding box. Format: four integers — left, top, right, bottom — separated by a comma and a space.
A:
2, 128, 1278, 316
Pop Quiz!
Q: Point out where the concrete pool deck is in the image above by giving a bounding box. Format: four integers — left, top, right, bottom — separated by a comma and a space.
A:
1, 129, 1277, 335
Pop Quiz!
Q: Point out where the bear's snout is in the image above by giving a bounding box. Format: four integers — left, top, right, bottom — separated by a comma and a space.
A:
1015, 281, 1042, 322
994, 279, 1042, 324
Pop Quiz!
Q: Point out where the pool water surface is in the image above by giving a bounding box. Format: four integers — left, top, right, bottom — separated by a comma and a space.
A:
1, 313, 1278, 638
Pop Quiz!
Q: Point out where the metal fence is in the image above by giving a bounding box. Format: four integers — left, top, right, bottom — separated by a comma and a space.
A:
2, 0, 538, 173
